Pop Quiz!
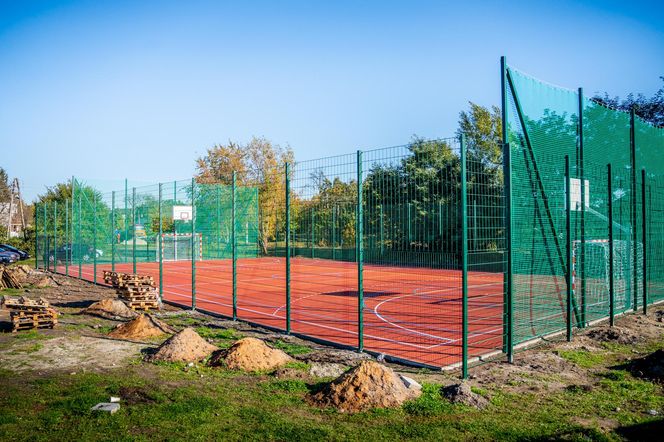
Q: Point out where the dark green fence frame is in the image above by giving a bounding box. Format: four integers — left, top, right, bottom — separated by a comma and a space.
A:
32, 57, 664, 377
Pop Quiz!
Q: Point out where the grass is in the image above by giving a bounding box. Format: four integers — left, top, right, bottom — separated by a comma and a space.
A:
195, 326, 241, 342
557, 349, 608, 368
270, 339, 312, 356
0, 357, 661, 441
0, 308, 662, 440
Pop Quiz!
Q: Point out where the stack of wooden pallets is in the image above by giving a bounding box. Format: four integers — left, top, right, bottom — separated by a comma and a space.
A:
1, 296, 58, 332
115, 274, 159, 311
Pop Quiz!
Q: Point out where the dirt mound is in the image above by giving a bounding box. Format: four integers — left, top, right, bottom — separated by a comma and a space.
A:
149, 327, 217, 363
108, 314, 174, 340
442, 382, 489, 409
211, 337, 292, 372
309, 360, 421, 413
626, 349, 664, 383
586, 327, 639, 345
84, 298, 138, 320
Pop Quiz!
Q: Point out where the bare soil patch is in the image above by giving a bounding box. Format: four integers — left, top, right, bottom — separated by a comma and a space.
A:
623, 349, 664, 384
585, 326, 640, 345
0, 335, 146, 372
84, 298, 138, 320
148, 327, 217, 363
108, 314, 174, 340
310, 360, 421, 413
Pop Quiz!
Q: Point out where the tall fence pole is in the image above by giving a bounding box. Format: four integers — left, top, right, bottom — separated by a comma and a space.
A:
641, 169, 647, 314
132, 187, 136, 274
608, 164, 615, 326
216, 186, 221, 258
332, 204, 336, 260
379, 205, 384, 257
124, 179, 128, 264
111, 191, 116, 272
65, 198, 69, 276
191, 178, 197, 310
461, 134, 469, 378
357, 150, 364, 352
311, 207, 315, 258
630, 108, 638, 311
500, 55, 514, 362
93, 194, 97, 284
232, 172, 237, 320
78, 191, 82, 278
565, 156, 573, 341
285, 163, 291, 333
42, 203, 47, 270
578, 87, 586, 327
34, 204, 39, 269
53, 202, 57, 274
158, 183, 163, 302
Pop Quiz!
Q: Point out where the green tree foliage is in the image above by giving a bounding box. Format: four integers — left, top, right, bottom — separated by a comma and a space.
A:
593, 76, 664, 127
196, 137, 293, 255
0, 167, 10, 201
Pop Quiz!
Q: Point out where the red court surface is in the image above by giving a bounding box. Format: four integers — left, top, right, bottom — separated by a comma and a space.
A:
60, 257, 504, 368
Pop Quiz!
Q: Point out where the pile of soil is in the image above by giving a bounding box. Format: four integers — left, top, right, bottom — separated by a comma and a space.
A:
83, 298, 138, 320
442, 382, 489, 409
309, 360, 421, 413
108, 314, 174, 340
210, 337, 292, 372
586, 326, 640, 345
626, 349, 664, 383
148, 327, 217, 363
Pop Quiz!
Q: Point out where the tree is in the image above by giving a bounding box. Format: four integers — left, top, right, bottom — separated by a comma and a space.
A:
196, 136, 294, 255
0, 168, 10, 201
593, 76, 664, 127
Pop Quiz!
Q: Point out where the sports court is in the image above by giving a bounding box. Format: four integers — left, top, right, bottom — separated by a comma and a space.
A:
65, 258, 504, 367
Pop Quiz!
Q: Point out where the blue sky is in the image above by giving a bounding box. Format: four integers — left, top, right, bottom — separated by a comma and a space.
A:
1, 0, 663, 201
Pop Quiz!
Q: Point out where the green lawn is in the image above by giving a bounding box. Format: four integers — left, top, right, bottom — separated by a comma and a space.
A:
0, 351, 662, 441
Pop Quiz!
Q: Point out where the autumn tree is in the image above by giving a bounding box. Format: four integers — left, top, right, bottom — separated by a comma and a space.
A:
196, 137, 294, 254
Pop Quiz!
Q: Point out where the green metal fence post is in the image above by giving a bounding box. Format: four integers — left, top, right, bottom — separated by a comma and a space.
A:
93, 194, 97, 284
407, 202, 412, 245
332, 204, 336, 261
124, 179, 128, 264
641, 169, 647, 314
285, 163, 291, 333
216, 186, 221, 258
191, 178, 197, 310
311, 206, 315, 258
500, 56, 514, 362
608, 164, 615, 326
53, 201, 57, 273
357, 150, 364, 352
232, 172, 237, 320
461, 134, 469, 378
78, 190, 82, 278
65, 198, 69, 276
132, 187, 136, 274
158, 183, 163, 302
578, 87, 586, 328
43, 202, 47, 272
111, 191, 116, 272
34, 203, 39, 269
565, 156, 572, 342
630, 108, 638, 311
380, 204, 384, 257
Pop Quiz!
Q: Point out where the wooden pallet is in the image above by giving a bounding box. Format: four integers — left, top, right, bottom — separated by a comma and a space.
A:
11, 310, 58, 332
126, 301, 159, 311
2, 296, 50, 311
